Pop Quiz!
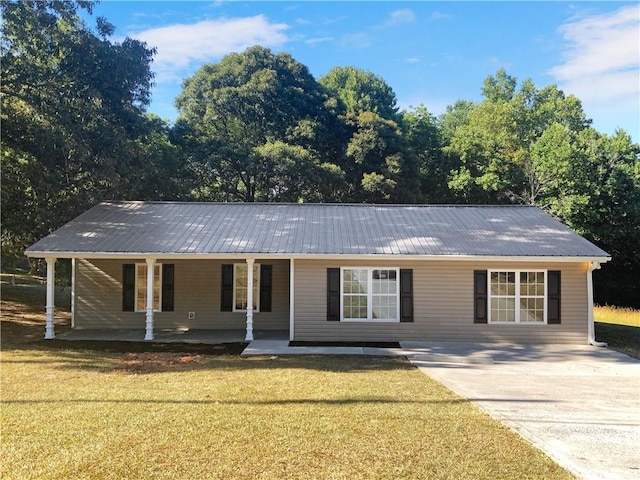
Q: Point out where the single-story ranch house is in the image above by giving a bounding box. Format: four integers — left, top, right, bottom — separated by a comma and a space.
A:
25, 202, 610, 345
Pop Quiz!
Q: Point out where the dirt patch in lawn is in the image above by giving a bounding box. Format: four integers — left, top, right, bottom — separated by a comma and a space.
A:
1, 296, 247, 357
116, 352, 206, 373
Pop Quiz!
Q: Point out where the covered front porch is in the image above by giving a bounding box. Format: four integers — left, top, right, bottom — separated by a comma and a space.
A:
38, 256, 295, 342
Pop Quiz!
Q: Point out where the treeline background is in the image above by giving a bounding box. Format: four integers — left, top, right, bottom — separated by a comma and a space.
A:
2, 2, 638, 307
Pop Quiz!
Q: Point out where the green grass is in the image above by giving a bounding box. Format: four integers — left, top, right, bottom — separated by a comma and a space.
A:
1, 346, 574, 480
1, 281, 574, 480
594, 305, 640, 359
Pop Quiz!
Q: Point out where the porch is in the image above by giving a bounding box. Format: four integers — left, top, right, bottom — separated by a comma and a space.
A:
55, 328, 289, 344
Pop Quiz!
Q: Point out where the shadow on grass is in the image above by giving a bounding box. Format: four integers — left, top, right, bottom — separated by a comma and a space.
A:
595, 322, 640, 360
3, 396, 473, 406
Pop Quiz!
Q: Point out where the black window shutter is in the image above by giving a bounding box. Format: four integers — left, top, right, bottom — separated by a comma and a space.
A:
221, 264, 234, 311
260, 264, 272, 312
122, 264, 135, 312
400, 269, 414, 322
162, 264, 175, 312
547, 270, 561, 324
327, 268, 340, 321
474, 270, 488, 323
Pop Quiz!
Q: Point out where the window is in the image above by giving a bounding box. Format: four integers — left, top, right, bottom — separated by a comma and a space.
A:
489, 270, 546, 323
341, 268, 399, 321
135, 263, 162, 312
233, 263, 260, 312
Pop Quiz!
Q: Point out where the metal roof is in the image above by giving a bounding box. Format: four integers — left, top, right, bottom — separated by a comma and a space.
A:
25, 202, 610, 260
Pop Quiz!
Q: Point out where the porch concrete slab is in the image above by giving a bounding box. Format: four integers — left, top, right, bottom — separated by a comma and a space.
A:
56, 329, 288, 344
406, 343, 640, 480
242, 340, 365, 356
242, 342, 437, 356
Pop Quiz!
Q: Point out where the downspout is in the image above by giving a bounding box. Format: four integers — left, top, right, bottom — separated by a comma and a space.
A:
587, 261, 607, 347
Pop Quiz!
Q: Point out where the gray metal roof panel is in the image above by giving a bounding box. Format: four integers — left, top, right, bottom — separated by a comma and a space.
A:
25, 202, 610, 258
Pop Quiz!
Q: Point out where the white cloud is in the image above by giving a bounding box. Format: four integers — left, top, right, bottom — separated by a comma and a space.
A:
384, 9, 415, 27
129, 15, 289, 83
430, 11, 451, 21
340, 32, 371, 49
549, 5, 639, 107
306, 36, 334, 45
404, 57, 421, 64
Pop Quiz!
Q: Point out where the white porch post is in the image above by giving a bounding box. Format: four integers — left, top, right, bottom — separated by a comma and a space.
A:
71, 258, 76, 328
144, 258, 155, 341
44, 257, 56, 339
245, 258, 255, 341
289, 258, 295, 341
587, 261, 607, 346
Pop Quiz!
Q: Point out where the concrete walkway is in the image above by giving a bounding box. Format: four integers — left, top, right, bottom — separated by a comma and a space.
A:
246, 340, 640, 480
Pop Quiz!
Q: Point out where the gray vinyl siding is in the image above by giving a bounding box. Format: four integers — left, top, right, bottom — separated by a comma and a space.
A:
75, 259, 289, 330
293, 259, 589, 344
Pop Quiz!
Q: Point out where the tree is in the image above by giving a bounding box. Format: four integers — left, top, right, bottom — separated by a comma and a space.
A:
320, 66, 419, 202
319, 66, 399, 121
438, 100, 476, 145
174, 46, 345, 202
445, 70, 591, 204
401, 105, 452, 202
1, 0, 158, 261
341, 111, 418, 203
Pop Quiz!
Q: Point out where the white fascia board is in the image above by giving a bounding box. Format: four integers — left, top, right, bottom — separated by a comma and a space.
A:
25, 251, 611, 264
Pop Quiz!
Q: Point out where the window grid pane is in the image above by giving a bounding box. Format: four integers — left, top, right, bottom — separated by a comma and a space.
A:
342, 268, 398, 321
490, 271, 516, 322
519, 271, 545, 323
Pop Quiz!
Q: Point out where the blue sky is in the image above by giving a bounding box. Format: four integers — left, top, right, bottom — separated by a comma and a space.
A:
90, 1, 639, 141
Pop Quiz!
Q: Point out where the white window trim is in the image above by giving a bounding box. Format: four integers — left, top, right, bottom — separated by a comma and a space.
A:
340, 267, 400, 323
488, 269, 547, 324
134, 263, 162, 313
232, 263, 261, 313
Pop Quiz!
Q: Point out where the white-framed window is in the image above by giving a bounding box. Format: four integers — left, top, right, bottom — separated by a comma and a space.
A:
233, 263, 260, 312
135, 263, 162, 312
489, 270, 546, 323
341, 267, 399, 322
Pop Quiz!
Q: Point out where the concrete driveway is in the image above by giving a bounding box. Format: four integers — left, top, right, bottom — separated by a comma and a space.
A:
406, 343, 640, 480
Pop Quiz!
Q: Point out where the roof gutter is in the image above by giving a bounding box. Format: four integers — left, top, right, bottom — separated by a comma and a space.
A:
23, 251, 612, 264
587, 261, 607, 347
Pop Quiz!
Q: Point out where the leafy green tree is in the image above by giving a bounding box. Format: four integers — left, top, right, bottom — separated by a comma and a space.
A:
254, 141, 345, 202
438, 100, 476, 145
319, 66, 399, 121
343, 111, 419, 203
1, 0, 158, 260
174, 46, 344, 202
320, 66, 419, 202
401, 105, 453, 202
445, 70, 590, 204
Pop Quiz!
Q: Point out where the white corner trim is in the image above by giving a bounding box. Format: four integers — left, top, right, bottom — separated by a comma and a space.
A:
289, 258, 295, 341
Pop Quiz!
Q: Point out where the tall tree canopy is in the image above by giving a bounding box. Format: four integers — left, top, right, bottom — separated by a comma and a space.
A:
174, 46, 345, 202
319, 66, 420, 202
319, 66, 399, 120
445, 69, 591, 204
1, 0, 160, 258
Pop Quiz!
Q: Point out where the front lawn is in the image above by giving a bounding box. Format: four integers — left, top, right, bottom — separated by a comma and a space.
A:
1, 312, 574, 480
